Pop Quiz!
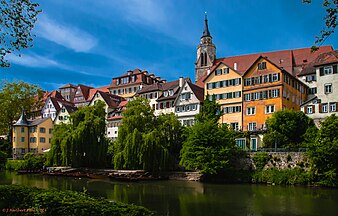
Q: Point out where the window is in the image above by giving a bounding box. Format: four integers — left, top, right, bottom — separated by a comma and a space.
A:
49, 128, 53, 134
324, 84, 333, 94
21, 127, 25, 133
265, 105, 275, 114
61, 108, 66, 113
21, 137, 25, 142
58, 116, 63, 120
163, 91, 168, 97
244, 94, 251, 101
253, 92, 259, 100
230, 122, 239, 130
258, 62, 266, 70
309, 87, 317, 95
132, 75, 136, 83
40, 127, 46, 133
248, 123, 257, 131
224, 68, 229, 74
246, 107, 256, 115
272, 73, 280, 82
307, 106, 313, 114
40, 137, 46, 143
271, 89, 280, 98
235, 138, 246, 149
330, 103, 336, 112
215, 69, 222, 75
169, 90, 174, 96
324, 66, 333, 75
322, 103, 328, 113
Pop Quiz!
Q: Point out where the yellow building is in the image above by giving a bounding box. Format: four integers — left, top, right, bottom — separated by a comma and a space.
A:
204, 62, 243, 130
12, 110, 53, 159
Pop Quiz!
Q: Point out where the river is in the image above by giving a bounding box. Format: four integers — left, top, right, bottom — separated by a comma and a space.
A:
1, 171, 338, 216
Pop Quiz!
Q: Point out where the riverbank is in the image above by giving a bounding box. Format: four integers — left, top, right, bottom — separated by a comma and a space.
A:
42, 167, 203, 182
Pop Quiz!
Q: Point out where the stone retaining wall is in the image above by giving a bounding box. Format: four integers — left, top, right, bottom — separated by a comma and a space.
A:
236, 152, 310, 171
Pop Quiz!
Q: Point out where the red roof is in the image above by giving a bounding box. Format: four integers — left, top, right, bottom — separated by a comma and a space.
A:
88, 85, 111, 101
299, 50, 338, 76
196, 46, 333, 85
59, 83, 77, 89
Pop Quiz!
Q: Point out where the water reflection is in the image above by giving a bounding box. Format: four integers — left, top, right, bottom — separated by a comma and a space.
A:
1, 171, 338, 216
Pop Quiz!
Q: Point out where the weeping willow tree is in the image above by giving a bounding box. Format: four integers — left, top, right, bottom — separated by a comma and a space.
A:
113, 98, 183, 172
47, 101, 108, 168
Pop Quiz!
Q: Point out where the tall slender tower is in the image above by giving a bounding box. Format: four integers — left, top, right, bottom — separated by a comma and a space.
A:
195, 13, 216, 82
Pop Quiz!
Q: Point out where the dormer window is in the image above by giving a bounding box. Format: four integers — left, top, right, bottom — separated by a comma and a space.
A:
116, 79, 119, 86
163, 91, 168, 97
169, 90, 173, 96
132, 75, 136, 83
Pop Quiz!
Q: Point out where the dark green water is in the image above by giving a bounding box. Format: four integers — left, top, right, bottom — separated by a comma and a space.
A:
1, 171, 338, 216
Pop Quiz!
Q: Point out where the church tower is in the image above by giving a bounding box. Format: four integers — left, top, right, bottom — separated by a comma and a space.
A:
195, 13, 216, 82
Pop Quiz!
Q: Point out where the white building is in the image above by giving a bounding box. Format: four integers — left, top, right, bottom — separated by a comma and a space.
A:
174, 80, 204, 126
300, 50, 338, 126
41, 92, 73, 121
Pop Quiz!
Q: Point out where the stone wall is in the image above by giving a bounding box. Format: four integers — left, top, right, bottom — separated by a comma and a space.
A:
235, 152, 310, 171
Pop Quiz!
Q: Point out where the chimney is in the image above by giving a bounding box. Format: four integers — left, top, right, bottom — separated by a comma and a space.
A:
234, 63, 238, 71
179, 77, 184, 88
207, 69, 210, 75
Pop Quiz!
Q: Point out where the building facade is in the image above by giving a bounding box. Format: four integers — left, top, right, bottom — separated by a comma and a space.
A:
109, 69, 164, 100
174, 80, 204, 126
12, 110, 53, 159
204, 62, 243, 130
300, 51, 338, 126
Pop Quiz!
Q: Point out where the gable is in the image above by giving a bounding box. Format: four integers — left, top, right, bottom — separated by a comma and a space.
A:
204, 62, 241, 84
243, 57, 283, 78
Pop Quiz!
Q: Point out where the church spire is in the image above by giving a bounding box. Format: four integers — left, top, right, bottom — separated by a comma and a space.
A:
202, 12, 211, 38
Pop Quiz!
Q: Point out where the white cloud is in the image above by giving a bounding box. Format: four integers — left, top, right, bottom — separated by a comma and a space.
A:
36, 15, 97, 52
6, 53, 66, 68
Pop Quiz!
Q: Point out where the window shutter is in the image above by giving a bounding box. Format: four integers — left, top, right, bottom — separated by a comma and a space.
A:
320, 67, 324, 76
318, 104, 322, 113
304, 106, 307, 114
312, 105, 316, 113
277, 73, 280, 81
333, 64, 338, 74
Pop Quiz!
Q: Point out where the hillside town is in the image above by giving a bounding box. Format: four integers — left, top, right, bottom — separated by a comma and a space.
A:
10, 16, 338, 160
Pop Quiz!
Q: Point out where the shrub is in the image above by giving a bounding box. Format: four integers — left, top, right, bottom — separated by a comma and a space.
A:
0, 185, 153, 216
252, 168, 313, 185
252, 152, 270, 171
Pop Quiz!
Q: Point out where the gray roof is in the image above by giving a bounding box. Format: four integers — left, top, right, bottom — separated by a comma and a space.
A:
14, 110, 29, 126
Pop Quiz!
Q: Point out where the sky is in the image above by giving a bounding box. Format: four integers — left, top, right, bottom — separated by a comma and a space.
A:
1, 0, 337, 91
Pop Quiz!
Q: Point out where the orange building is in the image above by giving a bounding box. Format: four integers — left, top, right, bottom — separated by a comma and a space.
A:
242, 56, 308, 132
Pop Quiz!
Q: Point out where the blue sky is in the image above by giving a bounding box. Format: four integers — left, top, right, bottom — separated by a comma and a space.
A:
1, 0, 337, 91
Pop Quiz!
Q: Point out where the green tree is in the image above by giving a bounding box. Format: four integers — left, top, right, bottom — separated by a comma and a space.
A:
0, 81, 43, 142
0, 0, 41, 67
0, 150, 7, 169
196, 94, 221, 123
308, 114, 338, 186
180, 120, 235, 174
303, 0, 338, 49
263, 109, 317, 148
47, 101, 108, 168
113, 97, 183, 172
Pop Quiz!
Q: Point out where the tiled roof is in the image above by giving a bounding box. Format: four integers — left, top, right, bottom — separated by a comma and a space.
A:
298, 50, 338, 76
196, 46, 333, 85
156, 78, 191, 102
77, 84, 93, 100
29, 118, 50, 126
50, 97, 74, 112
64, 104, 77, 114
187, 82, 204, 102
88, 85, 111, 101
59, 83, 77, 89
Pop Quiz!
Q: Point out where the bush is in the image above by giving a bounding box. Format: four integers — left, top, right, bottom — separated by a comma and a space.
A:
252, 168, 313, 185
252, 152, 270, 171
5, 153, 45, 171
5, 159, 27, 171
0, 185, 153, 216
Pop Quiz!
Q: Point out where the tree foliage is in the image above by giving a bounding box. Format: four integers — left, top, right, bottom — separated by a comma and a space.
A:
303, 0, 338, 49
0, 80, 43, 139
308, 114, 338, 186
113, 97, 183, 172
263, 109, 317, 148
180, 120, 235, 174
47, 101, 108, 168
0, 0, 41, 67
196, 94, 221, 123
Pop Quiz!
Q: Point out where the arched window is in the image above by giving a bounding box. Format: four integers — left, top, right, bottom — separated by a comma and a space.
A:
204, 52, 208, 66
200, 53, 204, 66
